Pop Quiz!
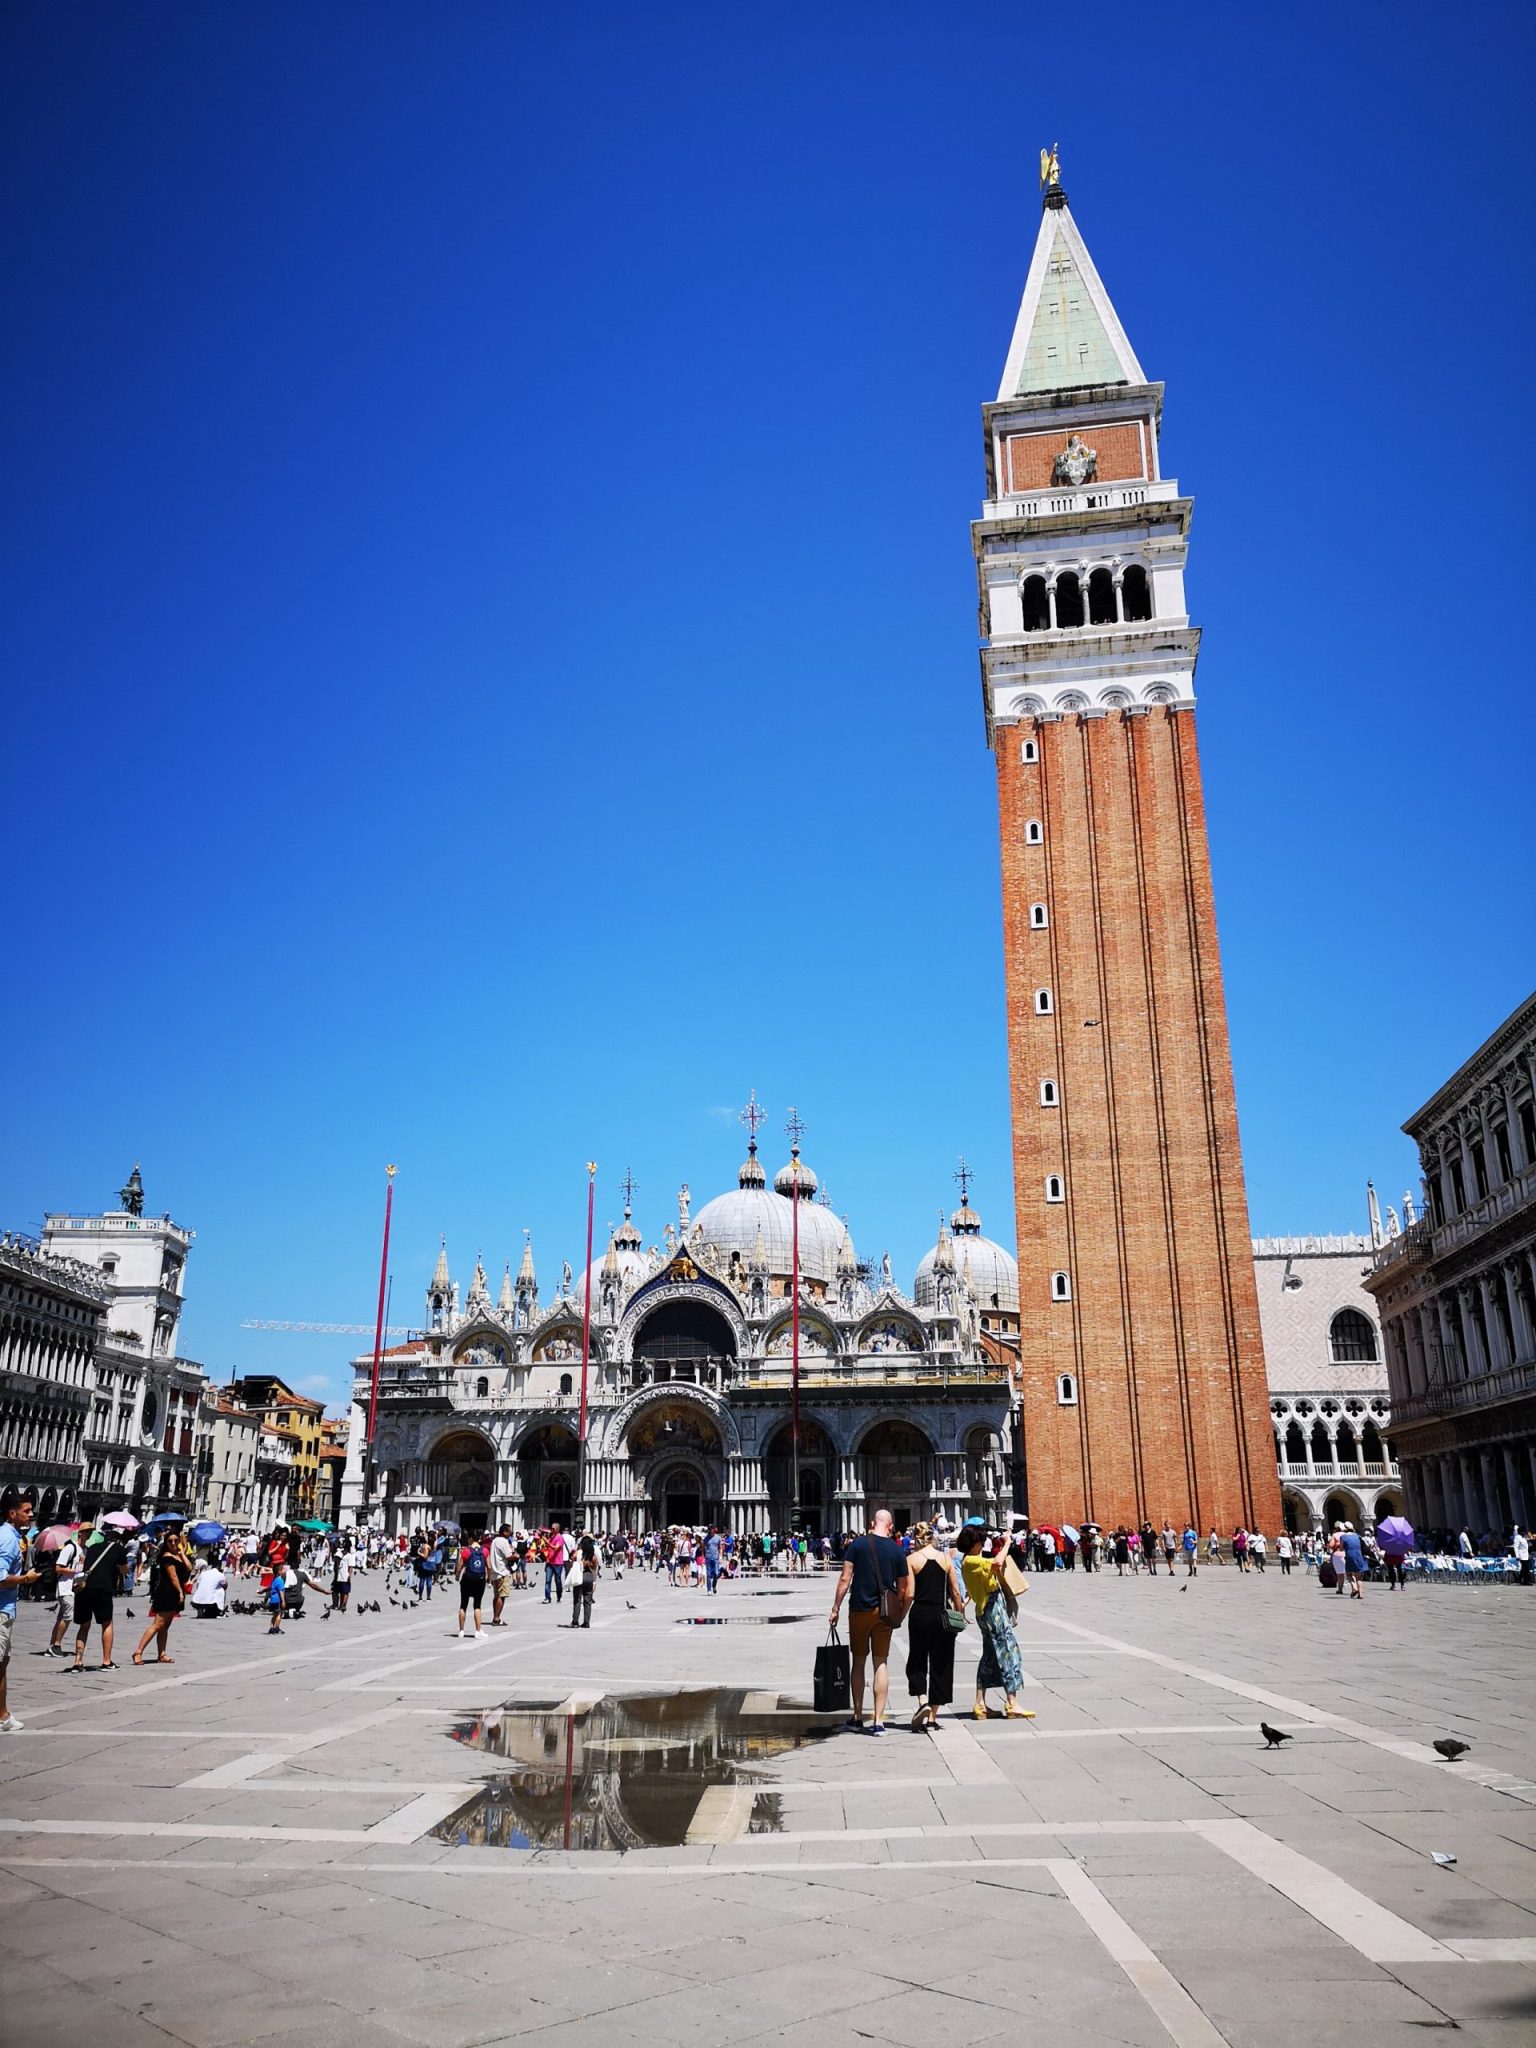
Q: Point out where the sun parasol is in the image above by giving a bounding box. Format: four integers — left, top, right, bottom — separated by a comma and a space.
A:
292, 1519, 332, 1532
189, 1520, 227, 1545
1376, 1514, 1416, 1553
1060, 1523, 1081, 1542
146, 1511, 186, 1528
100, 1510, 141, 1531
33, 1523, 81, 1552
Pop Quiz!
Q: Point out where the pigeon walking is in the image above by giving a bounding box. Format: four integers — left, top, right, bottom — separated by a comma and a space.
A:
1433, 1738, 1470, 1761
1260, 1723, 1291, 1748
626, 1600, 637, 1611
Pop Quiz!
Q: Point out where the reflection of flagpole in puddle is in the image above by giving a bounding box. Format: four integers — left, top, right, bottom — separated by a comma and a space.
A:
562, 1709, 574, 1851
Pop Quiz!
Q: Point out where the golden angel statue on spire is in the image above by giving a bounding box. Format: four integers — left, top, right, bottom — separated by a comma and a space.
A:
1039, 143, 1061, 191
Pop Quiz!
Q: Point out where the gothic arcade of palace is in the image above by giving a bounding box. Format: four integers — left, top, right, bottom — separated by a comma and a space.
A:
344, 167, 1282, 1539
341, 1147, 1021, 1537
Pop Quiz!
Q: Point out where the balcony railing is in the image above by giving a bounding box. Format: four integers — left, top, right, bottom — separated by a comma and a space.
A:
1277, 1458, 1400, 1482
1389, 1356, 1536, 1429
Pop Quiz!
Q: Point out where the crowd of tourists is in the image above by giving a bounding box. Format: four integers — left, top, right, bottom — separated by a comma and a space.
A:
4, 1481, 1531, 1737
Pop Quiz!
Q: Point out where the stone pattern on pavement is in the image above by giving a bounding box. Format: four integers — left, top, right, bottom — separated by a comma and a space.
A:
1, 1562, 1532, 2047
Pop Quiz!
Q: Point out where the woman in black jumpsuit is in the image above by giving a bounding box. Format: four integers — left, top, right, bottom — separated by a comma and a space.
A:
904, 1523, 965, 1729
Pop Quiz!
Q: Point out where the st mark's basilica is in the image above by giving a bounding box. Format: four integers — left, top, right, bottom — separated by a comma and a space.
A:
341, 1119, 1020, 1538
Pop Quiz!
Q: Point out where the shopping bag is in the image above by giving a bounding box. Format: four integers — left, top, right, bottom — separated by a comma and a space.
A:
813, 1625, 852, 1714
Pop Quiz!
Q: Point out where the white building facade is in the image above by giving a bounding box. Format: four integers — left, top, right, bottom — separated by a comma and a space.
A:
1253, 1233, 1402, 1534
342, 1135, 1020, 1539
1365, 992, 1536, 1542
40, 1168, 212, 1515
0, 1231, 109, 1521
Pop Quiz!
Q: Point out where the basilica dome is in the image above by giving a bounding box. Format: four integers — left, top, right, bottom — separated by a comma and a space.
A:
914, 1200, 1018, 1314
693, 1149, 846, 1285
575, 1209, 650, 1311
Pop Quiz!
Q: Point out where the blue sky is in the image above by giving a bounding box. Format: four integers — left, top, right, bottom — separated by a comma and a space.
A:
4, 4, 1533, 1411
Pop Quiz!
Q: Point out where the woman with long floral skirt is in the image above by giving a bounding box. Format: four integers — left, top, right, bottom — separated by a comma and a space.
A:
956, 1526, 1034, 1721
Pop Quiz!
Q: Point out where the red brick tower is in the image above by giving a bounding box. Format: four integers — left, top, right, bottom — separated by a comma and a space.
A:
976, 162, 1280, 1536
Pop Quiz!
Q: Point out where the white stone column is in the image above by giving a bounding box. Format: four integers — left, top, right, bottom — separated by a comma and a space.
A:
1456, 1286, 1488, 1377
1478, 1275, 1509, 1371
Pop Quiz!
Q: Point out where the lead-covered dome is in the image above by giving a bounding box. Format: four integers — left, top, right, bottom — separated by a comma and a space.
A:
914, 1199, 1018, 1313
694, 1147, 845, 1285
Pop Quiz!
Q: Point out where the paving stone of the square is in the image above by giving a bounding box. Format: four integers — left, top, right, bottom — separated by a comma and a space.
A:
2, 1563, 1533, 2047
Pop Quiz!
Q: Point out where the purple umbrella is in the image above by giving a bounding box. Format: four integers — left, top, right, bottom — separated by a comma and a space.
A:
1376, 1515, 1416, 1554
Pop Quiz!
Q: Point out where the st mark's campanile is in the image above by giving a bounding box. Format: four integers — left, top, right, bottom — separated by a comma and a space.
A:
976, 157, 1280, 1536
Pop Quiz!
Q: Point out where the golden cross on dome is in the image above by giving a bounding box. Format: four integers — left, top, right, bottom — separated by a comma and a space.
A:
739, 1090, 765, 1148
620, 1167, 637, 1212
785, 1105, 805, 1153
954, 1156, 973, 1206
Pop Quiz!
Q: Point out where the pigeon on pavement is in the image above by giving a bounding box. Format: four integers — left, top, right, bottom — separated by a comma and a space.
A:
1260, 1723, 1291, 1748
1433, 1738, 1470, 1761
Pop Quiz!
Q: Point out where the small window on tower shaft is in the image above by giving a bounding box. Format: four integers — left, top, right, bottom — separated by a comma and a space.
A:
1040, 1079, 1058, 1107
1045, 1175, 1064, 1203
1025, 819, 1043, 845
1034, 988, 1053, 1016
1051, 1270, 1072, 1302
1029, 903, 1048, 929
1021, 738, 1038, 763
1057, 1373, 1078, 1406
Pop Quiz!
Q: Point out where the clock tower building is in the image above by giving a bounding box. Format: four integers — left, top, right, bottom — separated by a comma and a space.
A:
976, 167, 1280, 1536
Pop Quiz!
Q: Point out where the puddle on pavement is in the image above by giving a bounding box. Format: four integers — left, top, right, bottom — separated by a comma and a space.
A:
676, 1612, 810, 1625
433, 1687, 839, 1853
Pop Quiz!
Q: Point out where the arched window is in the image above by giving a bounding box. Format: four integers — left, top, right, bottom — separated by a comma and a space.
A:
558, 1372, 573, 1396
475, 1375, 489, 1398
1309, 1419, 1331, 1465
1121, 564, 1151, 620
1025, 818, 1043, 845
1022, 575, 1050, 633
1335, 1420, 1358, 1464
1040, 1078, 1058, 1106
1034, 988, 1053, 1015
1054, 572, 1084, 629
1050, 1270, 1071, 1301
1330, 1309, 1377, 1363
1029, 902, 1048, 929
1020, 738, 1038, 763
1057, 1373, 1078, 1406
1045, 1174, 1064, 1203
1088, 566, 1116, 625
1284, 1420, 1306, 1465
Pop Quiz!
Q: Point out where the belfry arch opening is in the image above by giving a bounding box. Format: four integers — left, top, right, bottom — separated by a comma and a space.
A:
631, 1298, 736, 1389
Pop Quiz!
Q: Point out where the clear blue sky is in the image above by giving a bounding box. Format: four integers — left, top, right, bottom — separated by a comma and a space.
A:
4, 4, 1533, 1412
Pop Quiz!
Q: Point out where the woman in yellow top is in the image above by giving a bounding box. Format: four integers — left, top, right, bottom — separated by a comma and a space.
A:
956, 1525, 1034, 1720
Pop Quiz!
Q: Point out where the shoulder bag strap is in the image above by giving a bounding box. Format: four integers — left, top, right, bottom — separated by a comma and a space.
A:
866, 1531, 888, 1604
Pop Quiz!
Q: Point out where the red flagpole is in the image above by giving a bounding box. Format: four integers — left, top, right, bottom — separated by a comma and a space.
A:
578, 1162, 596, 1448
790, 1147, 801, 1528
365, 1165, 397, 1459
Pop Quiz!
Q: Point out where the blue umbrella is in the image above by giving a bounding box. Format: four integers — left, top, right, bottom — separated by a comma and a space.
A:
189, 1520, 226, 1545
146, 1511, 186, 1528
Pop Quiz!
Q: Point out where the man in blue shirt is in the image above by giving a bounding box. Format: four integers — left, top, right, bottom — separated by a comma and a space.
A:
704, 1529, 722, 1594
827, 1508, 913, 1734
1, 1491, 41, 1733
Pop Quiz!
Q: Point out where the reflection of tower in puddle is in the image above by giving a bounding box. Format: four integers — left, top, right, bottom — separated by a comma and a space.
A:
441, 1690, 820, 1851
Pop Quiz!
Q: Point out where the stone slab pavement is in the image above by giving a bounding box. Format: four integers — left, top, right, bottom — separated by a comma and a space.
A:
1, 1558, 1532, 2046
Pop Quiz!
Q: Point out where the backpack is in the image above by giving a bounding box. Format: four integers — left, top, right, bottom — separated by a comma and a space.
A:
463, 1546, 487, 1584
